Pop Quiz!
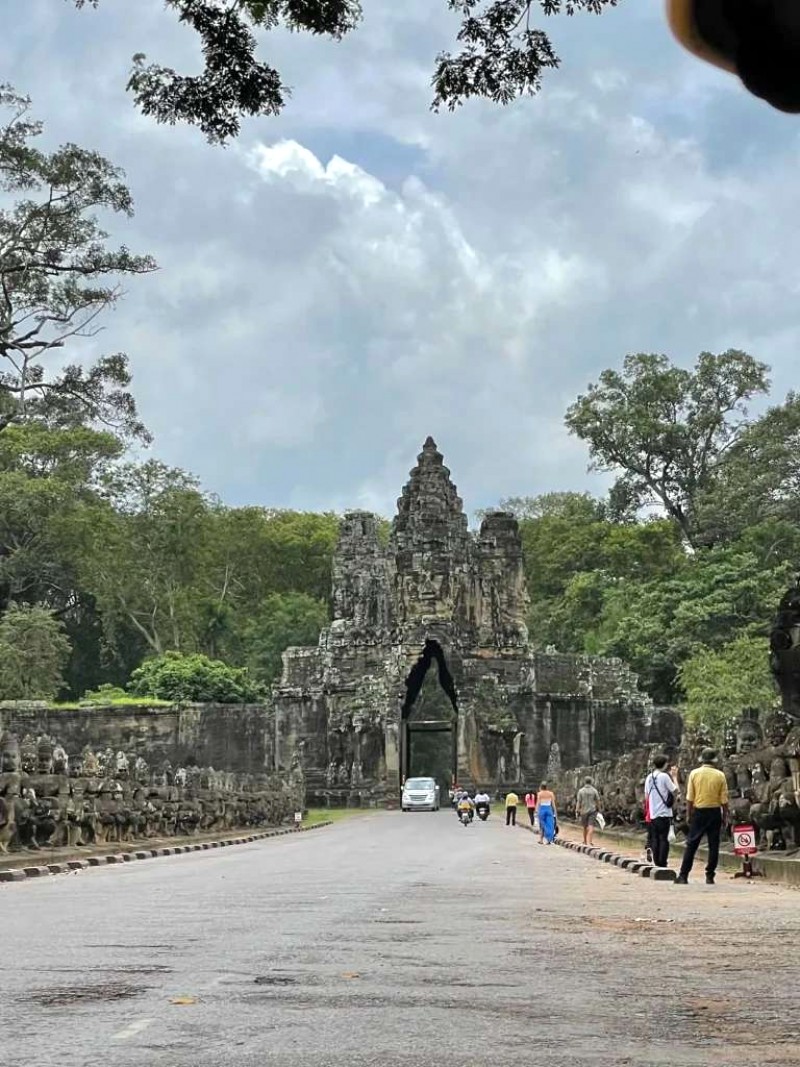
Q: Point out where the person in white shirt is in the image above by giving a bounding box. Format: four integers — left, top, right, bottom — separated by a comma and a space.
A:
474, 791, 491, 820
645, 755, 679, 867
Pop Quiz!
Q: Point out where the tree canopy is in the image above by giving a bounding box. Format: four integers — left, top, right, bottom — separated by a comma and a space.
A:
0, 85, 156, 437
0, 603, 72, 699
564, 350, 770, 547
71, 0, 620, 142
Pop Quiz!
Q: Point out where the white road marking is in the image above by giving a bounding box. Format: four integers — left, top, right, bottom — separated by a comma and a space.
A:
112, 1017, 153, 1041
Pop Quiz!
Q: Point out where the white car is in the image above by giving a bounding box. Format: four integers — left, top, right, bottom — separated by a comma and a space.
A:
401, 777, 441, 811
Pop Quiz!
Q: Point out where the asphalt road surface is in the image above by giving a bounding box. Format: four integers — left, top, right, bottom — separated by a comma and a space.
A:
3, 811, 799, 1067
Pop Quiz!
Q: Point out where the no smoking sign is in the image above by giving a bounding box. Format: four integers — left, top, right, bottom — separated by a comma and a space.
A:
733, 825, 758, 856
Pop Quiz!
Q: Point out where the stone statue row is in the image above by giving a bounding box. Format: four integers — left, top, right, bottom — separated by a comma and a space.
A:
551, 709, 800, 851
0, 732, 302, 856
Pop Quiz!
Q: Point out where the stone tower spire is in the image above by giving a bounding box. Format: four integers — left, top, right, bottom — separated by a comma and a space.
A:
391, 437, 468, 549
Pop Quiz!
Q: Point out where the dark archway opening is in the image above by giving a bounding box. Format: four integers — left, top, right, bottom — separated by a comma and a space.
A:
400, 640, 458, 796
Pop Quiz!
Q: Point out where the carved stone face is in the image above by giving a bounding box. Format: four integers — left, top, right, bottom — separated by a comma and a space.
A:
0, 733, 20, 774
37, 738, 54, 775
736, 711, 763, 754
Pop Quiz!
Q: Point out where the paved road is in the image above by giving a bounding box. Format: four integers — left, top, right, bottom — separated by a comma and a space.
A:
3, 812, 799, 1067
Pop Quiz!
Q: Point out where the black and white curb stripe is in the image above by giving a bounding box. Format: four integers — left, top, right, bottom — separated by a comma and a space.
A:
520, 824, 676, 881
0, 822, 332, 884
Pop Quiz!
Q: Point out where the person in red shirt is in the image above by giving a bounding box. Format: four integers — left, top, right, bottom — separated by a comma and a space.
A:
524, 790, 537, 826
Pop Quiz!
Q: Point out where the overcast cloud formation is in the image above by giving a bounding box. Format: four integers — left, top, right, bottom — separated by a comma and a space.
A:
2, 1, 800, 518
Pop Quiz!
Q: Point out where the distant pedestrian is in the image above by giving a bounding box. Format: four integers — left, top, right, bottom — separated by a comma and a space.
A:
537, 783, 557, 844
505, 790, 519, 826
644, 756, 678, 868
524, 790, 537, 826
675, 749, 729, 885
575, 777, 601, 846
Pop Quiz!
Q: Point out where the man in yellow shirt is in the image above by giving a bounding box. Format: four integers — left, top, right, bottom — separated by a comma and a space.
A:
675, 748, 730, 885
505, 790, 519, 827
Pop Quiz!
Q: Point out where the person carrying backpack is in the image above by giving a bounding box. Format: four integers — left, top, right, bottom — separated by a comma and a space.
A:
644, 755, 679, 868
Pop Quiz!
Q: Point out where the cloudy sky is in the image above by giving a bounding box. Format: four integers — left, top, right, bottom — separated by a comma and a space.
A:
3, 1, 800, 519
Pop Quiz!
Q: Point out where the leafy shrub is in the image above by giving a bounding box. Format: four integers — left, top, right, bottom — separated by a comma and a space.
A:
128, 651, 262, 704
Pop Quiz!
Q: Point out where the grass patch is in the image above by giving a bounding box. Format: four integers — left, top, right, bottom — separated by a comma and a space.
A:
302, 807, 373, 827
52, 696, 174, 710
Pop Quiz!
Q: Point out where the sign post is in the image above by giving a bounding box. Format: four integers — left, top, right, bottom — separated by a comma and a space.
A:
294, 811, 303, 826
732, 824, 763, 879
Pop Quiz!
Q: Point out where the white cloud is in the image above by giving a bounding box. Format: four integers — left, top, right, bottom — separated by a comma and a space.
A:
3, 0, 800, 515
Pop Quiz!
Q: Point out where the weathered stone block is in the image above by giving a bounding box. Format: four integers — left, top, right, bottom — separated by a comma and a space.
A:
649, 867, 677, 882
0, 869, 26, 882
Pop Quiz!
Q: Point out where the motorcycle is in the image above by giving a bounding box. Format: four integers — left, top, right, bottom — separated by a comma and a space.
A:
476, 804, 490, 822
458, 808, 473, 827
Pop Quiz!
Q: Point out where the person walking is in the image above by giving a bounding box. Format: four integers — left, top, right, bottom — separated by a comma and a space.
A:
675, 748, 729, 885
504, 790, 519, 826
575, 777, 601, 846
524, 789, 537, 826
644, 756, 679, 868
536, 783, 557, 844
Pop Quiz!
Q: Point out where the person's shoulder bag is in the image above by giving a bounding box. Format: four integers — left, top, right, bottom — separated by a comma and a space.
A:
650, 771, 675, 809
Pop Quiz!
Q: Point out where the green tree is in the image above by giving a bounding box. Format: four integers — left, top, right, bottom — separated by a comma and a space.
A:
128, 650, 261, 703
241, 591, 329, 687
509, 489, 684, 650
565, 351, 770, 546
72, 1, 619, 142
486, 491, 603, 523
0, 86, 156, 436
678, 635, 778, 739
74, 461, 213, 655
0, 603, 72, 699
595, 544, 787, 703
694, 393, 800, 543
0, 422, 122, 609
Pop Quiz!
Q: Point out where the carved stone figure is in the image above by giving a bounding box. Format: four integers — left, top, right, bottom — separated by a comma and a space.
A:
36, 737, 54, 775
20, 735, 37, 774
770, 578, 800, 722
0, 733, 20, 774
736, 708, 764, 753
82, 747, 100, 777
52, 745, 69, 776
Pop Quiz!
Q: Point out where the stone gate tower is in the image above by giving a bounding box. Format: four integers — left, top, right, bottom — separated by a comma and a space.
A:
271, 438, 652, 804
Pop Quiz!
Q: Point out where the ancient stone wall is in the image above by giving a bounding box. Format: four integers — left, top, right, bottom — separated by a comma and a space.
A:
0, 703, 301, 856
0, 701, 274, 775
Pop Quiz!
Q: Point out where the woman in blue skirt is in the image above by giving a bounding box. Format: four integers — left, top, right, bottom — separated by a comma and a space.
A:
536, 782, 557, 844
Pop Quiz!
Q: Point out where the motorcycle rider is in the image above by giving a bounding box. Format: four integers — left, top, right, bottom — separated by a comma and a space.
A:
457, 791, 475, 823
474, 789, 491, 820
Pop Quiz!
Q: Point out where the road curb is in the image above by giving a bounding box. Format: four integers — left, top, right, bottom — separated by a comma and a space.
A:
0, 821, 333, 886
518, 823, 677, 882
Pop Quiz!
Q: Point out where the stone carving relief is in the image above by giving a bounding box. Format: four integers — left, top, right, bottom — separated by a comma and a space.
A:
0, 729, 302, 856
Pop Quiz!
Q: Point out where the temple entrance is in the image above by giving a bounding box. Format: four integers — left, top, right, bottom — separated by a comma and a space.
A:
400, 640, 458, 798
